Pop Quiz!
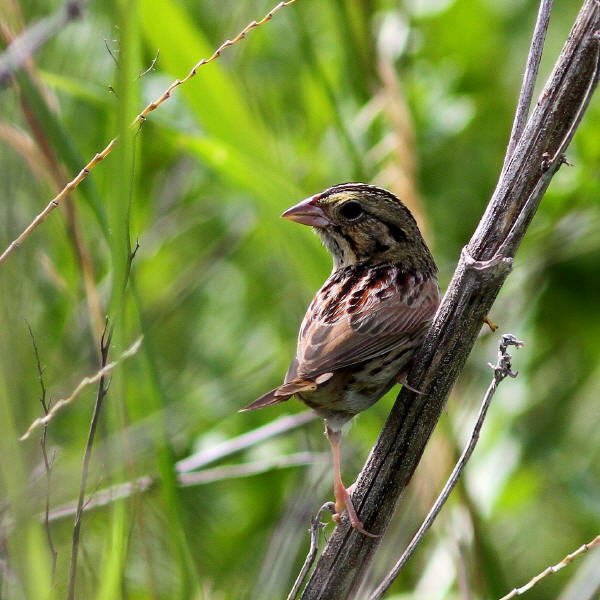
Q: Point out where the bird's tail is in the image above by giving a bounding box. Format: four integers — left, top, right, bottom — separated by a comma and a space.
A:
240, 374, 327, 411
240, 388, 292, 411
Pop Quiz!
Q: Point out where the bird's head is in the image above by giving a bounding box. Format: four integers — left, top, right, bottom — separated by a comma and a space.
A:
282, 183, 436, 272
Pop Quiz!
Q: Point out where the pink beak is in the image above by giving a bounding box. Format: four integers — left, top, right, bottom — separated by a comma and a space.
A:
281, 194, 330, 228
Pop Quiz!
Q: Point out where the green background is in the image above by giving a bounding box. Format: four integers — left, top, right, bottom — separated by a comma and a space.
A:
1, 0, 599, 598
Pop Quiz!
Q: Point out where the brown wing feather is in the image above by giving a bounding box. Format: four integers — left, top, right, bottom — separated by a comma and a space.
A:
287, 266, 439, 382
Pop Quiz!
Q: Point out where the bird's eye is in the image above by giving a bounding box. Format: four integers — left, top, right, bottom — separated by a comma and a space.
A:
339, 201, 363, 221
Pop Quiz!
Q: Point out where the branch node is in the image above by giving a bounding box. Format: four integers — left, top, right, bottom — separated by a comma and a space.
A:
461, 246, 513, 272
540, 151, 552, 171
491, 334, 525, 381
137, 49, 160, 79
66, 1, 83, 20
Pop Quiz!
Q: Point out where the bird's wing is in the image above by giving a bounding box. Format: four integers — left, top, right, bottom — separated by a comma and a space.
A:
288, 266, 440, 382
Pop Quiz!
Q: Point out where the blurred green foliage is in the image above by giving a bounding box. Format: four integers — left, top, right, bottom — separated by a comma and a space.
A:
0, 0, 599, 599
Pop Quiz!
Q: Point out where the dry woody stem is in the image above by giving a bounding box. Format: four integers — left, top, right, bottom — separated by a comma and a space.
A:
299, 2, 600, 598
502, 0, 553, 171
0, 0, 298, 267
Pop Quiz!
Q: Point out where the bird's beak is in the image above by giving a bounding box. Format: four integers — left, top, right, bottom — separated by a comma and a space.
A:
281, 194, 330, 228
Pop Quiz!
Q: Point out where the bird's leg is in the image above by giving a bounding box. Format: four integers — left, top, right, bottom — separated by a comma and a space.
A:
325, 426, 379, 537
326, 426, 346, 518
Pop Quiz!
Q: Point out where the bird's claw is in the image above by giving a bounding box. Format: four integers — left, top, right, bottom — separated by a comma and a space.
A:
396, 373, 424, 394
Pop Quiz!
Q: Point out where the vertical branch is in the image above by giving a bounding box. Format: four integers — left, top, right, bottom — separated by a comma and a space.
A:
25, 322, 57, 581
67, 322, 112, 600
502, 0, 554, 171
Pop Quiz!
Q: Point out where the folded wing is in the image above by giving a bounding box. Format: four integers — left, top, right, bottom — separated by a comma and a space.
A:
289, 266, 440, 381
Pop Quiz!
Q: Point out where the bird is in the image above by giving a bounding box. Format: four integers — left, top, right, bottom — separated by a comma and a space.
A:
242, 183, 440, 535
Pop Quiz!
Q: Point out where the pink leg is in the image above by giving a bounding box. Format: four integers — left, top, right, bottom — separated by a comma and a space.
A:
325, 426, 379, 537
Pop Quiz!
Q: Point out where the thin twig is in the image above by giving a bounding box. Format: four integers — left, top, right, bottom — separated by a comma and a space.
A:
368, 334, 524, 600
25, 321, 58, 581
0, 0, 299, 267
137, 49, 159, 79
131, 0, 298, 126
45, 455, 323, 523
19, 335, 143, 441
104, 38, 119, 66
287, 503, 336, 600
49, 452, 322, 524
0, 137, 118, 267
502, 0, 554, 171
67, 322, 111, 600
48, 476, 155, 523
498, 535, 600, 600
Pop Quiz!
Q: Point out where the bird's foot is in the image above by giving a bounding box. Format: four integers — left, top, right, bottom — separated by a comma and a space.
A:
333, 483, 379, 538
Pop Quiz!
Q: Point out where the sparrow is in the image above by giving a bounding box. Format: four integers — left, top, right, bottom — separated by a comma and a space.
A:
243, 183, 440, 535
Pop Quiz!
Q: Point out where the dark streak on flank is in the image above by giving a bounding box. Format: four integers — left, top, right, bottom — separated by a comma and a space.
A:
395, 268, 412, 293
